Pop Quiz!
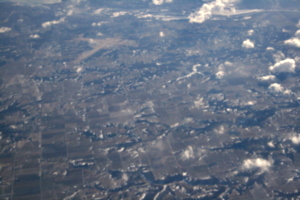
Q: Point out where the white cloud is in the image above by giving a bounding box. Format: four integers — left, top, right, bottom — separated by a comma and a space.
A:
0, 27, 11, 33
242, 39, 254, 49
247, 29, 254, 36
284, 38, 300, 48
268, 83, 291, 94
42, 18, 65, 28
189, 0, 238, 23
269, 58, 296, 73
268, 83, 284, 93
289, 134, 300, 144
112, 11, 128, 18
242, 158, 272, 172
258, 75, 276, 81
215, 70, 225, 79
30, 34, 40, 39
284, 29, 300, 48
152, 0, 172, 5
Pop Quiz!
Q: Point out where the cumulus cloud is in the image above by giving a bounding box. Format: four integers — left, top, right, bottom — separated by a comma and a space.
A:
152, 0, 172, 5
268, 83, 284, 93
242, 39, 254, 49
268, 83, 291, 94
284, 30, 300, 48
242, 158, 272, 172
189, 0, 237, 23
289, 134, 300, 144
269, 58, 296, 73
0, 27, 11, 33
215, 70, 225, 79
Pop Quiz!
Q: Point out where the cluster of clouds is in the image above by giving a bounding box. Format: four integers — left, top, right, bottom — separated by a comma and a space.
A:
189, 0, 237, 23
257, 58, 296, 94
284, 30, 300, 48
152, 0, 173, 6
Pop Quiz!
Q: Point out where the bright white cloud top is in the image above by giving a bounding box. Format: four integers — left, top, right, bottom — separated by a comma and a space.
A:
269, 58, 296, 73
189, 0, 237, 23
268, 83, 284, 93
289, 134, 300, 144
284, 29, 300, 48
242, 158, 272, 172
258, 75, 276, 81
242, 39, 255, 49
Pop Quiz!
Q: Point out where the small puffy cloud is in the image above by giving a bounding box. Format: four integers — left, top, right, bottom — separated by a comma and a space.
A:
258, 75, 276, 81
215, 70, 225, 79
284, 38, 300, 48
268, 83, 291, 94
0, 27, 11, 33
268, 83, 284, 93
247, 29, 254, 36
269, 58, 296, 73
242, 158, 272, 172
242, 39, 254, 49
284, 29, 300, 48
189, 0, 237, 23
152, 0, 172, 5
30, 34, 40, 39
289, 134, 300, 144
112, 11, 128, 18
